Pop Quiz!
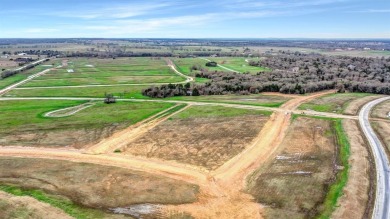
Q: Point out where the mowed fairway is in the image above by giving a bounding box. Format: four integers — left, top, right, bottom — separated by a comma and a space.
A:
208, 57, 270, 73
19, 57, 185, 87
0, 100, 174, 148
172, 57, 226, 75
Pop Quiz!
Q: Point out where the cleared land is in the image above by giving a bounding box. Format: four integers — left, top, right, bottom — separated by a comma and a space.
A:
0, 191, 73, 219
0, 100, 173, 148
0, 157, 198, 218
246, 116, 341, 219
299, 92, 378, 115
19, 57, 185, 87
123, 106, 271, 170
166, 93, 291, 107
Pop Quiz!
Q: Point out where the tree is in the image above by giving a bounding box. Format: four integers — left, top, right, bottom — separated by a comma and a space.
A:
192, 88, 200, 96
104, 93, 116, 104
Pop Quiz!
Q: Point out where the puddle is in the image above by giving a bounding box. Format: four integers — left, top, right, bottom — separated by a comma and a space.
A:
110, 204, 162, 219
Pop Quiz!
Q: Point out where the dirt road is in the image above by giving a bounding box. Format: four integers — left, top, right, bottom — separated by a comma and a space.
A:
87, 104, 191, 154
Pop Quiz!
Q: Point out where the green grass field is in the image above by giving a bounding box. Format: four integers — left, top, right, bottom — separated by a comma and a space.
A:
166, 93, 290, 107
172, 57, 225, 75
7, 85, 149, 99
208, 57, 270, 73
19, 57, 185, 87
172, 105, 271, 119
0, 100, 173, 134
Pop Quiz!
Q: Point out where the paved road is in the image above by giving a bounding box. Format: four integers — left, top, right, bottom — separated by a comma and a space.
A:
0, 61, 59, 96
359, 96, 390, 219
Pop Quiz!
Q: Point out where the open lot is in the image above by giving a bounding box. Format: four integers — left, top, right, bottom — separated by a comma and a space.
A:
166, 93, 291, 107
299, 92, 379, 115
246, 116, 343, 219
0, 100, 173, 148
0, 157, 198, 218
123, 106, 271, 170
19, 57, 184, 87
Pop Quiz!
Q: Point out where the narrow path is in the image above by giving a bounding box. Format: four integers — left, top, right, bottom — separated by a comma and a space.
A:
359, 96, 390, 219
44, 102, 95, 118
87, 104, 191, 154
166, 58, 194, 82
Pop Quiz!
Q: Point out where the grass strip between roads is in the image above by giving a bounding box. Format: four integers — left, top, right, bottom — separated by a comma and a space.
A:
292, 115, 350, 218
0, 185, 109, 219
317, 119, 350, 219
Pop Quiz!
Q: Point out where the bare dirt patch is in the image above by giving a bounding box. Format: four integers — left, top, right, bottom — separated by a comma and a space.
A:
0, 125, 123, 149
0, 157, 199, 209
0, 191, 72, 219
246, 117, 337, 219
123, 115, 269, 170
332, 120, 372, 219
0, 60, 18, 68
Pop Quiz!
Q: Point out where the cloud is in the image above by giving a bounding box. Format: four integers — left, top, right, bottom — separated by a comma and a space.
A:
25, 28, 59, 33
350, 9, 390, 13
46, 2, 173, 19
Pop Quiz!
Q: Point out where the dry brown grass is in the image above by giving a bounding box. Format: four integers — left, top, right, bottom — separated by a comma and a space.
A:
332, 120, 372, 219
0, 60, 18, 68
246, 117, 337, 219
0, 157, 199, 209
0, 125, 122, 149
123, 115, 269, 170
371, 100, 390, 119
344, 95, 382, 115
0, 191, 73, 219
372, 121, 390, 156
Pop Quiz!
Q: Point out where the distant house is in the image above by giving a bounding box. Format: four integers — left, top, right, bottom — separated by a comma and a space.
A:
17, 53, 28, 56
67, 69, 74, 73
363, 47, 371, 51
291, 67, 300, 73
347, 64, 356, 71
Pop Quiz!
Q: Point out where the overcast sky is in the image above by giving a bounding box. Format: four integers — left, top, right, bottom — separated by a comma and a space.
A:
0, 0, 389, 38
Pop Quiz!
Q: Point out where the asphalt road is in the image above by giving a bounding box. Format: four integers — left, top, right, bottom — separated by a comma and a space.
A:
359, 96, 390, 219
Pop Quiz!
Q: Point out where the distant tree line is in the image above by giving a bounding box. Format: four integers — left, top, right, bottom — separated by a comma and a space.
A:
143, 52, 390, 97
0, 59, 49, 79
